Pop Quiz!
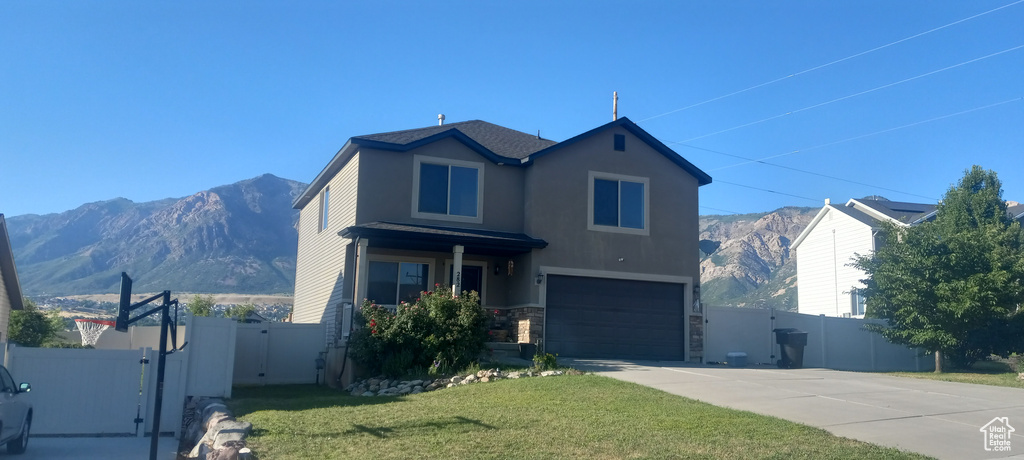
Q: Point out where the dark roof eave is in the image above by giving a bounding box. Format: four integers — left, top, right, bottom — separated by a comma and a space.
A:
525, 117, 713, 186
351, 130, 525, 166
339, 223, 548, 254
0, 215, 24, 310
293, 139, 357, 209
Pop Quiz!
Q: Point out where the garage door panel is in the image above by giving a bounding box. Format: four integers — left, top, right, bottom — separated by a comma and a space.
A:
546, 275, 685, 360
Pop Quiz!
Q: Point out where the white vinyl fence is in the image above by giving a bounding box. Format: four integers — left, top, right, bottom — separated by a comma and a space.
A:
60, 324, 187, 350
705, 306, 932, 372
3, 316, 328, 436
233, 322, 327, 385
4, 346, 185, 436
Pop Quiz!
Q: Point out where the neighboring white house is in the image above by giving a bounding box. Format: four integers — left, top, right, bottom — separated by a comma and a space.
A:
0, 214, 25, 342
790, 198, 936, 318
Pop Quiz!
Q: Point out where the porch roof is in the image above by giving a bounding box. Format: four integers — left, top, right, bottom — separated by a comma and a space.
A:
339, 222, 548, 256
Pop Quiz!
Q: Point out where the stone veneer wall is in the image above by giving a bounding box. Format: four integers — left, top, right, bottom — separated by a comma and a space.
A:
509, 307, 543, 344
689, 315, 704, 362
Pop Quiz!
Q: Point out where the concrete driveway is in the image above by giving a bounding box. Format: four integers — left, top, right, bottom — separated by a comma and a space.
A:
4, 435, 178, 460
565, 360, 1024, 460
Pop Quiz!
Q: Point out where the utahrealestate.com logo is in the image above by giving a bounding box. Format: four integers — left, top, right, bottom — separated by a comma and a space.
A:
980, 417, 1014, 452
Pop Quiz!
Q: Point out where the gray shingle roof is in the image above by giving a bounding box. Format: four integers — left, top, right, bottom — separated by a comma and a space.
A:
853, 199, 936, 223
353, 120, 556, 160
1008, 203, 1024, 221
828, 205, 881, 227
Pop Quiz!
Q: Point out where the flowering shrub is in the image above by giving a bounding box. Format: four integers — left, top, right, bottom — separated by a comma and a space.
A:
348, 285, 491, 377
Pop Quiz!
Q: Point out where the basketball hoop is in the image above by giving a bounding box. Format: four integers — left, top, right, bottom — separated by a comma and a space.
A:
75, 319, 115, 347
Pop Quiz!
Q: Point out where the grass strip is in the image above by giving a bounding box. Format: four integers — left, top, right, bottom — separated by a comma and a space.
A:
229, 375, 930, 459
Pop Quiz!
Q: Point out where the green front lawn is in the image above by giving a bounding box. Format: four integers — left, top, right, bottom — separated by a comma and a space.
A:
888, 360, 1023, 389
229, 375, 930, 459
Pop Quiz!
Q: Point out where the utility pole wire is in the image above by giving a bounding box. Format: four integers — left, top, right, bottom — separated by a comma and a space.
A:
680, 44, 1024, 143
678, 143, 937, 201
705, 96, 1024, 171
714, 180, 822, 203
699, 206, 744, 215
637, 0, 1024, 123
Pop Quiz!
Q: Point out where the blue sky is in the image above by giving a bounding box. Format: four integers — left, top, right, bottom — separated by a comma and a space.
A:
2, 1, 1022, 217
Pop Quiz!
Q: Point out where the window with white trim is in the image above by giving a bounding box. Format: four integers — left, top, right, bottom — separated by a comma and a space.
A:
367, 261, 431, 306
588, 171, 649, 235
413, 156, 483, 223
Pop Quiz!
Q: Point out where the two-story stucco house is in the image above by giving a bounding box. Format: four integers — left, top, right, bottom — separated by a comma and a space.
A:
791, 198, 936, 318
291, 117, 711, 383
0, 214, 25, 342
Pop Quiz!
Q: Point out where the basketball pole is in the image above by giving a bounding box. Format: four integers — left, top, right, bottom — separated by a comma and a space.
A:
150, 291, 170, 460
116, 273, 185, 460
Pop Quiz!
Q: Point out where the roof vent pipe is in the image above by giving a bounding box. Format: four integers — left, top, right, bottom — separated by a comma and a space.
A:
438, 114, 445, 125
613, 91, 618, 120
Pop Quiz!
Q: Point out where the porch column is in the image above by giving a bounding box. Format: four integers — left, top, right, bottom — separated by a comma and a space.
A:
355, 238, 370, 304
452, 245, 464, 296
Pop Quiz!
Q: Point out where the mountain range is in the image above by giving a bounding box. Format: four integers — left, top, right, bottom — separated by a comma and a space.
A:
7, 174, 818, 308
7, 174, 306, 295
698, 207, 818, 310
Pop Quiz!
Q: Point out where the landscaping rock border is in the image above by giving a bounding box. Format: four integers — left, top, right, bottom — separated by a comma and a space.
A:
345, 368, 569, 396
181, 396, 253, 460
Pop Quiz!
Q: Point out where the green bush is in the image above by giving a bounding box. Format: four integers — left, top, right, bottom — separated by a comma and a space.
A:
348, 285, 491, 377
533, 352, 558, 371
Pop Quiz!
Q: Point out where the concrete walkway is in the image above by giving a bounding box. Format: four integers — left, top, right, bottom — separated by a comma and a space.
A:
8, 435, 179, 460
566, 359, 1024, 460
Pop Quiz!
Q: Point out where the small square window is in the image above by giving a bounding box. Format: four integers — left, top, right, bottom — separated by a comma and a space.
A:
614, 134, 625, 151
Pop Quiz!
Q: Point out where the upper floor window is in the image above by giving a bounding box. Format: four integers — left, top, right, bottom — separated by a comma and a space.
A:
851, 288, 866, 316
318, 186, 330, 232
588, 171, 649, 235
413, 156, 483, 223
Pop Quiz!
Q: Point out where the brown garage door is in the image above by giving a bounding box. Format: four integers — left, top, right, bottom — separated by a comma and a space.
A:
545, 275, 686, 360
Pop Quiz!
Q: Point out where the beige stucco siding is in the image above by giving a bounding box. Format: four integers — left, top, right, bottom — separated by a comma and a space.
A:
0, 265, 9, 342
292, 152, 360, 344
355, 138, 526, 232
524, 127, 701, 283
795, 207, 874, 317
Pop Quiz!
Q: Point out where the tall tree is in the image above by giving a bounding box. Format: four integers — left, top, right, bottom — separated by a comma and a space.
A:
9, 298, 65, 347
225, 303, 257, 322
186, 294, 215, 317
855, 166, 1024, 371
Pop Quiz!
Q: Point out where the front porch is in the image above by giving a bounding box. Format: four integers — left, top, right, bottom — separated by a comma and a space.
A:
340, 221, 549, 346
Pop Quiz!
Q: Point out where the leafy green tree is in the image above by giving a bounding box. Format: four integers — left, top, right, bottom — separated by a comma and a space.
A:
855, 166, 1024, 371
225, 303, 257, 322
9, 298, 65, 347
186, 294, 215, 317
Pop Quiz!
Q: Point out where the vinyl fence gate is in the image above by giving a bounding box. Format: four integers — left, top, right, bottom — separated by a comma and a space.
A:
4, 345, 185, 436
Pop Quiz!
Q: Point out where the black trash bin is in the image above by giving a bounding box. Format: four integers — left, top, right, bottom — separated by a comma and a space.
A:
773, 328, 808, 369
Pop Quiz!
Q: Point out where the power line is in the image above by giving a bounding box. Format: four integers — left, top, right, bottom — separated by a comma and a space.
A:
713, 180, 822, 203
680, 44, 1024, 143
699, 206, 744, 215
678, 143, 937, 201
709, 96, 1024, 171
637, 0, 1024, 123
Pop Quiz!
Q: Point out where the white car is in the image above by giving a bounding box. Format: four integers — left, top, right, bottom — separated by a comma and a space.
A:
0, 365, 31, 455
